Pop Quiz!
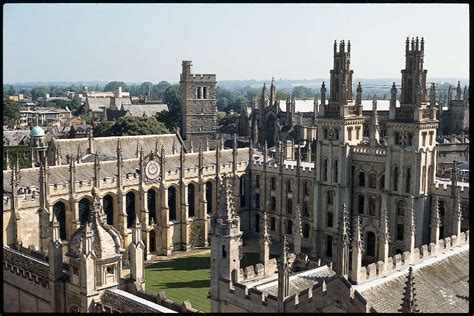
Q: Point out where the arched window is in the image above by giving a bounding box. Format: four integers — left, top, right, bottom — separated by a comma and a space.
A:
366, 232, 376, 257
303, 200, 310, 217
270, 177, 276, 190
126, 192, 136, 228
168, 187, 177, 221
358, 195, 365, 214
78, 198, 91, 225
240, 176, 245, 207
147, 189, 157, 224
287, 198, 292, 214
368, 173, 376, 189
323, 159, 328, 181
327, 211, 333, 228
380, 174, 385, 190
327, 190, 334, 206
393, 167, 399, 191
369, 196, 377, 216
270, 217, 276, 231
334, 128, 339, 140
359, 171, 365, 187
255, 193, 260, 209
326, 235, 333, 257
271, 196, 276, 210
287, 220, 293, 235
303, 223, 310, 239
103, 194, 114, 225
405, 168, 411, 193
323, 128, 328, 140
397, 200, 406, 217
255, 213, 260, 232
206, 181, 213, 214
188, 184, 195, 217
304, 181, 310, 196
396, 224, 404, 241
53, 201, 66, 240
256, 175, 260, 188
438, 200, 445, 217
287, 179, 293, 193
333, 160, 338, 183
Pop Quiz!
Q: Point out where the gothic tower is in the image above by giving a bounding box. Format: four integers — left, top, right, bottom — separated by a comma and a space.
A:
385, 37, 438, 246
210, 176, 243, 312
180, 60, 217, 147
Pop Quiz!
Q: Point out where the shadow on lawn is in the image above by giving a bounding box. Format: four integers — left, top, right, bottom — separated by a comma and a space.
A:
147, 255, 210, 271
151, 278, 210, 289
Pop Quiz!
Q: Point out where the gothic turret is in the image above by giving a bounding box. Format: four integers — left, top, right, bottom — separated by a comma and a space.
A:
330, 40, 353, 105
400, 37, 427, 107
350, 215, 363, 283
399, 267, 419, 313
277, 235, 290, 312
335, 203, 350, 277
430, 196, 440, 244
456, 81, 462, 100
293, 204, 303, 255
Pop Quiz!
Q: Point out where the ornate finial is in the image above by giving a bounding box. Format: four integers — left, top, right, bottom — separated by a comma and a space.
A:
381, 208, 390, 242
294, 204, 303, 238
399, 267, 419, 313
280, 235, 289, 263
347, 40, 351, 52
260, 210, 271, 244
431, 196, 440, 227
408, 195, 416, 232
352, 215, 363, 250
134, 214, 141, 228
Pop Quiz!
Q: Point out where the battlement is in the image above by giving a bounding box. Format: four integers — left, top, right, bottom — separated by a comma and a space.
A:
239, 259, 278, 282
432, 179, 469, 195
333, 39, 351, 55
3, 245, 50, 289
352, 146, 387, 156
405, 36, 424, 54
354, 230, 469, 284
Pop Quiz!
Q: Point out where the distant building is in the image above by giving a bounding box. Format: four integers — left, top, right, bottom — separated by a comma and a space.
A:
438, 81, 469, 135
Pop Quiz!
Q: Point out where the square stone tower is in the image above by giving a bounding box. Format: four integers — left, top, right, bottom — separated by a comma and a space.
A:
180, 61, 217, 146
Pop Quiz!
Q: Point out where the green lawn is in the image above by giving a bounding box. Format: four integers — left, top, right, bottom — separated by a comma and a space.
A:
145, 253, 211, 312
144, 252, 277, 312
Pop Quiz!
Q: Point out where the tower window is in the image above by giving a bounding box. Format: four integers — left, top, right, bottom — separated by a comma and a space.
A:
327, 211, 333, 228
222, 245, 227, 258
359, 171, 365, 187
270, 217, 276, 231
287, 179, 293, 193
203, 87, 208, 99
323, 159, 328, 181
358, 195, 365, 214
287, 198, 292, 214
405, 168, 411, 193
287, 220, 293, 235
333, 160, 338, 183
255, 174, 260, 188
396, 224, 404, 241
255, 193, 260, 209
271, 196, 276, 210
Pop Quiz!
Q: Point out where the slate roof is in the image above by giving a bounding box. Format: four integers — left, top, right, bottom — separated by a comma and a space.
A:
3, 130, 30, 146
356, 246, 469, 313
100, 288, 176, 313
123, 103, 168, 117
254, 265, 336, 296
86, 97, 112, 112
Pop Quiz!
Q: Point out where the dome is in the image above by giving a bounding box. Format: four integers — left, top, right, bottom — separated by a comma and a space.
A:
30, 126, 45, 137
67, 189, 123, 259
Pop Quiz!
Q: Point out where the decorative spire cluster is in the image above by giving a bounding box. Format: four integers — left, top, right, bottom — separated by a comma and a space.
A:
399, 267, 419, 313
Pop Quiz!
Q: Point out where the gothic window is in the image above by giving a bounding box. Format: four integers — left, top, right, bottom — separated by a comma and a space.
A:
287, 220, 293, 235
270, 217, 276, 231
369, 197, 377, 216
327, 211, 333, 228
396, 224, 404, 241
287, 179, 293, 193
405, 168, 411, 193
78, 198, 91, 226
333, 160, 338, 183
255, 213, 260, 232
270, 177, 276, 190
366, 232, 376, 257
206, 181, 213, 214
358, 195, 365, 214
53, 201, 67, 240
323, 128, 328, 140
304, 181, 310, 196
422, 132, 427, 146
356, 127, 360, 140
326, 235, 333, 257
103, 194, 114, 225
334, 128, 339, 140
126, 191, 136, 228
359, 171, 365, 187
397, 200, 406, 217
168, 186, 177, 221
368, 173, 376, 189
303, 223, 310, 239
393, 167, 399, 191
429, 132, 433, 145
240, 176, 245, 207
147, 189, 157, 224
197, 87, 202, 99
255, 193, 260, 209
348, 127, 352, 141
256, 175, 260, 188
323, 159, 328, 181
287, 198, 292, 214
203, 87, 208, 99
327, 190, 334, 206
304, 200, 310, 217
222, 245, 227, 258
188, 184, 195, 217
271, 196, 276, 210
380, 174, 385, 190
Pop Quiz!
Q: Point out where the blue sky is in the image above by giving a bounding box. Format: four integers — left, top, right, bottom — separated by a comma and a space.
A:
3, 3, 469, 83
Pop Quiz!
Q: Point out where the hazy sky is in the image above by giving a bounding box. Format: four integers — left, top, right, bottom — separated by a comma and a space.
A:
3, 3, 469, 83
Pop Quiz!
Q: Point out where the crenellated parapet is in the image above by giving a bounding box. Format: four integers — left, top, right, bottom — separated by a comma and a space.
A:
352, 230, 469, 284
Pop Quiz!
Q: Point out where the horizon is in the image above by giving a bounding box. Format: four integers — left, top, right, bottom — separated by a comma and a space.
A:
4, 4, 469, 83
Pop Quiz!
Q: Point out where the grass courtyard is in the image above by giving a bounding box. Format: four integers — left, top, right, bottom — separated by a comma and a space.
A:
144, 252, 265, 312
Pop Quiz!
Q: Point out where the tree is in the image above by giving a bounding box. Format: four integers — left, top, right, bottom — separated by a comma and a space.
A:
292, 86, 317, 99
153, 81, 171, 101
70, 94, 82, 111
7, 85, 16, 96
276, 91, 289, 101
3, 100, 21, 127
44, 99, 71, 109
218, 113, 240, 134
103, 81, 128, 92
137, 82, 154, 97
94, 117, 169, 137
